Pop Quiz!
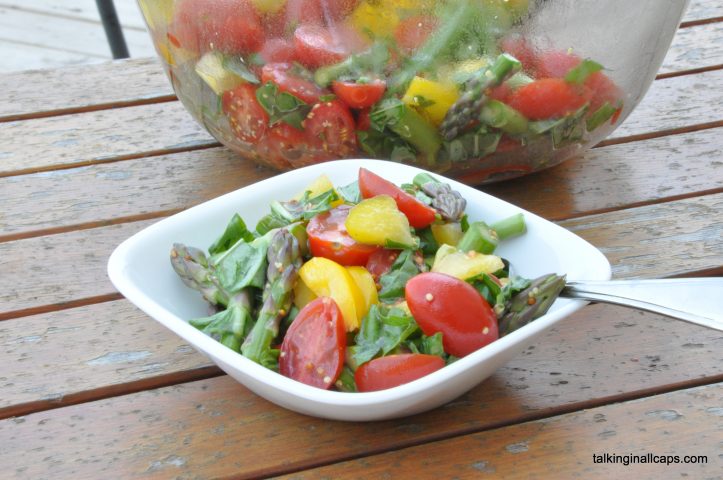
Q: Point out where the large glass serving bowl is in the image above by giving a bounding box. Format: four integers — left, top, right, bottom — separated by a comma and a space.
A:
138, 0, 689, 184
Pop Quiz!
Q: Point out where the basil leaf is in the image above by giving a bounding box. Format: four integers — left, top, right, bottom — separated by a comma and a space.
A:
337, 180, 361, 204
565, 59, 603, 85
209, 214, 255, 255
378, 250, 421, 301
352, 304, 420, 366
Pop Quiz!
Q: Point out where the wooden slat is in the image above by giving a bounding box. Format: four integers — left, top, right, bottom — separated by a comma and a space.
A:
0, 57, 172, 122
0, 41, 106, 75
0, 309, 720, 479
0, 300, 216, 418
0, 101, 216, 177
484, 126, 723, 220
4, 125, 722, 245
0, 0, 148, 30
274, 384, 723, 480
658, 21, 723, 75
682, 0, 723, 25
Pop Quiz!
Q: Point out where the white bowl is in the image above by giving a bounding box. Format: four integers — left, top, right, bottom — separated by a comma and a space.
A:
107, 159, 611, 421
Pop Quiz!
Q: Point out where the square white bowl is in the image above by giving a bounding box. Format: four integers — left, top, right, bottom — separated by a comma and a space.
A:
108, 159, 611, 421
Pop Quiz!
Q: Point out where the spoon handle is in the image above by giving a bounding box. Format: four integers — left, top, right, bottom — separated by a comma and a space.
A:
562, 278, 723, 331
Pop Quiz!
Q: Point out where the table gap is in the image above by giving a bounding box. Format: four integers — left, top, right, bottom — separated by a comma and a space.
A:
680, 16, 723, 28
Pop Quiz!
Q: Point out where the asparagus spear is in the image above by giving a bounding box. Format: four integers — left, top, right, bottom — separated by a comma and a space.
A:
498, 274, 567, 336
241, 229, 303, 368
440, 53, 522, 141
188, 291, 253, 352
412, 172, 466, 222
171, 243, 229, 306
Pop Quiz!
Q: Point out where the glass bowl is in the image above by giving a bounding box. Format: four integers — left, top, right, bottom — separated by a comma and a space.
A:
138, 0, 689, 184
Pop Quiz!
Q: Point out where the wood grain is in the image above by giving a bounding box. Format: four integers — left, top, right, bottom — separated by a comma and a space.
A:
0, 306, 720, 479
682, 0, 723, 26
0, 300, 217, 418
275, 383, 723, 480
659, 21, 723, 75
0, 0, 148, 30
484, 126, 723, 220
0, 101, 217, 177
0, 57, 172, 122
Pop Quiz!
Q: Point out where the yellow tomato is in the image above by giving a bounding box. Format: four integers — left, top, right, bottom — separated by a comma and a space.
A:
345, 195, 416, 248
430, 222, 464, 247
293, 277, 317, 310
346, 266, 378, 317
298, 257, 366, 331
402, 77, 460, 125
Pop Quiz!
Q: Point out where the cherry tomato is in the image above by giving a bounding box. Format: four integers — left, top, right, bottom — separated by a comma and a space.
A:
332, 80, 386, 109
280, 297, 346, 389
263, 122, 311, 169
284, 0, 360, 25
365, 248, 400, 283
307, 205, 381, 266
405, 272, 498, 357
488, 83, 513, 103
294, 25, 350, 68
258, 38, 297, 63
584, 71, 623, 113
304, 100, 358, 157
394, 15, 438, 53
358, 168, 436, 229
499, 35, 538, 74
172, 0, 263, 54
222, 84, 269, 143
356, 108, 372, 131
507, 78, 587, 120
261, 62, 326, 104
355, 354, 445, 392
535, 50, 582, 79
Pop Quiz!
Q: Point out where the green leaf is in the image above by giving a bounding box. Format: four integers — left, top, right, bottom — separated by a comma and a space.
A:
221, 55, 260, 84
378, 250, 421, 301
337, 180, 361, 204
211, 232, 275, 292
408, 332, 446, 358
565, 59, 604, 85
586, 102, 618, 131
189, 304, 251, 352
255, 82, 311, 130
255, 211, 290, 236
416, 227, 439, 256
352, 304, 420, 366
208, 214, 254, 255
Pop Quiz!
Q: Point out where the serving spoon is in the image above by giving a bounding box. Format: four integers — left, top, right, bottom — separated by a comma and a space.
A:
562, 277, 723, 331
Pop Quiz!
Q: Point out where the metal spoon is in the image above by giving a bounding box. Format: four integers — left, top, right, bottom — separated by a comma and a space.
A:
562, 277, 723, 331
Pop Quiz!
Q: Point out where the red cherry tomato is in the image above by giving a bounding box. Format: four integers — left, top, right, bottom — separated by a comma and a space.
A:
355, 354, 445, 392
332, 80, 386, 109
394, 15, 438, 53
356, 108, 372, 131
258, 38, 297, 63
304, 100, 358, 157
172, 0, 263, 54
284, 0, 360, 25
535, 50, 582, 78
294, 25, 350, 68
307, 205, 381, 266
280, 297, 346, 389
222, 84, 269, 143
260, 62, 326, 104
358, 168, 436, 229
584, 71, 623, 113
263, 122, 315, 170
499, 35, 538, 73
507, 78, 588, 120
365, 248, 400, 283
405, 272, 498, 357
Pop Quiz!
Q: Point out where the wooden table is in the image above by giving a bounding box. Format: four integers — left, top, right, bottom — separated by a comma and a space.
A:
1, 2, 722, 478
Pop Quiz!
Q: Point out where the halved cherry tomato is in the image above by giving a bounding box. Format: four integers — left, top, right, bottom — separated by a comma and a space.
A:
394, 15, 438, 53
355, 354, 445, 392
222, 84, 269, 143
280, 297, 346, 389
261, 62, 326, 104
307, 204, 381, 266
172, 0, 263, 54
263, 122, 315, 169
258, 38, 297, 63
294, 25, 350, 68
405, 272, 498, 357
304, 100, 358, 157
365, 248, 400, 283
507, 78, 587, 120
332, 80, 386, 109
358, 168, 436, 229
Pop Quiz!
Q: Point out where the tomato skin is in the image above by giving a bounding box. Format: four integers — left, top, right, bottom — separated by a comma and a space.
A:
285, 0, 359, 25
332, 80, 386, 109
499, 35, 538, 73
535, 50, 582, 79
355, 354, 445, 392
222, 84, 269, 143
261, 62, 326, 104
263, 122, 313, 169
405, 272, 498, 357
280, 297, 346, 389
507, 78, 587, 120
356, 108, 372, 131
172, 0, 263, 54
358, 168, 436, 229
294, 25, 350, 68
307, 205, 382, 266
304, 100, 358, 157
394, 15, 438, 53
365, 248, 400, 283
258, 38, 297, 63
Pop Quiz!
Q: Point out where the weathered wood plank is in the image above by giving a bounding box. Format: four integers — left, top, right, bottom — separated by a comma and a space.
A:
484, 126, 723, 220
0, 310, 719, 479
0, 57, 172, 122
0, 41, 105, 75
0, 101, 216, 178
0, 0, 148, 30
659, 21, 723, 75
0, 300, 217, 418
275, 384, 723, 480
683, 0, 723, 25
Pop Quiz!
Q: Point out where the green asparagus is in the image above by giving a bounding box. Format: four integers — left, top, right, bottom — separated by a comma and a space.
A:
440, 53, 522, 141
241, 229, 303, 368
498, 274, 567, 336
412, 172, 466, 222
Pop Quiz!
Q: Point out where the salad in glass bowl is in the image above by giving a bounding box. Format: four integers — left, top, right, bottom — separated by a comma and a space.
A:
170, 167, 567, 391
138, 0, 688, 182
